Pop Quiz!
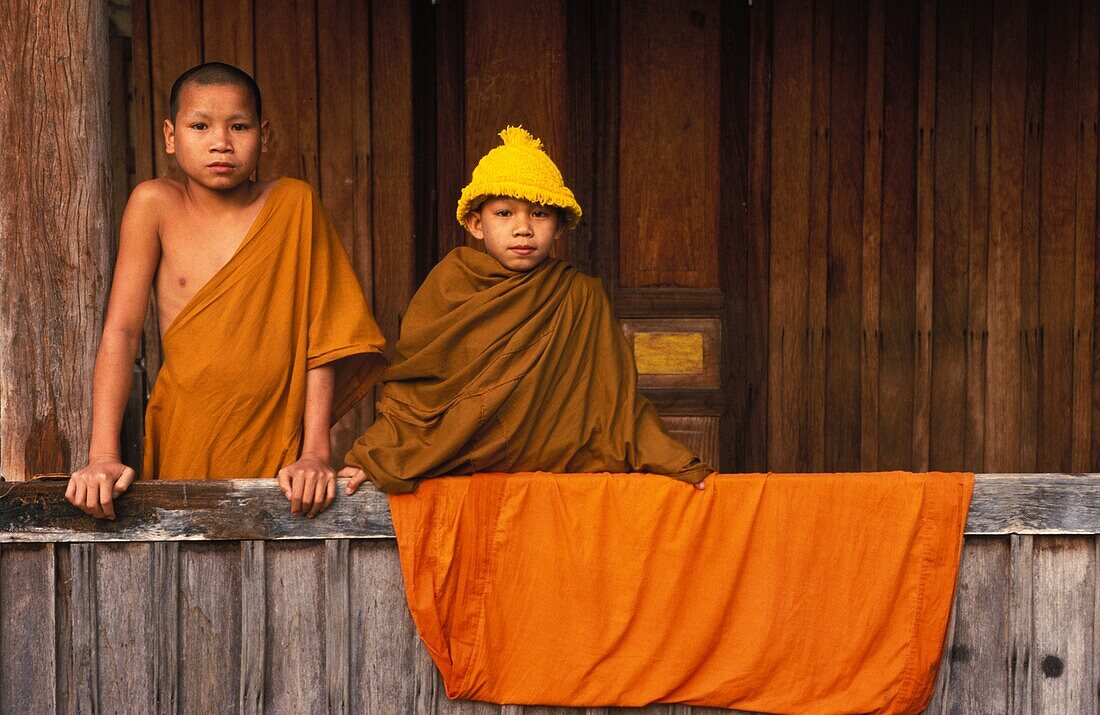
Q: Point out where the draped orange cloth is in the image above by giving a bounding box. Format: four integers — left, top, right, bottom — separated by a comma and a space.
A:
144, 178, 386, 479
389, 471, 973, 713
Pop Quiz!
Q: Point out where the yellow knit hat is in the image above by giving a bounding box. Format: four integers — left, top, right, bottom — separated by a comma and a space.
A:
456, 126, 582, 230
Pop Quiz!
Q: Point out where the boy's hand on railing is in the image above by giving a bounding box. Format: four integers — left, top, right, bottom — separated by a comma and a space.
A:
66, 457, 136, 520
338, 466, 368, 496
277, 454, 335, 518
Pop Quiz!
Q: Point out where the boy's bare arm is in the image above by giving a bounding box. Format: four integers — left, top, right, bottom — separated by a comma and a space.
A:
67, 182, 164, 519
277, 364, 336, 517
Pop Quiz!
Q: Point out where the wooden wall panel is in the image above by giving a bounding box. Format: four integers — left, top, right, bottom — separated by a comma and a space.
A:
255, 0, 319, 184
619, 0, 719, 290
123, 0, 1100, 478
767, 0, 813, 472
1038, 0, 1081, 473
202, 0, 253, 71
0, 544, 56, 713
1073, 0, 1098, 472
825, 0, 866, 472
930, 0, 968, 472
179, 543, 242, 713
985, 0, 1027, 473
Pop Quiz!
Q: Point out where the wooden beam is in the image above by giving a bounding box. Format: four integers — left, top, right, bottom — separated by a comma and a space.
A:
1, 474, 1098, 541
0, 0, 112, 479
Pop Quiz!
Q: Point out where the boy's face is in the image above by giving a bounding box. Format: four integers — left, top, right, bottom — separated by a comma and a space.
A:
465, 197, 564, 272
163, 83, 268, 191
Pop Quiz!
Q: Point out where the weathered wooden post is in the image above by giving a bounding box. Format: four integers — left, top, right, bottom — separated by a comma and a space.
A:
0, 1, 112, 480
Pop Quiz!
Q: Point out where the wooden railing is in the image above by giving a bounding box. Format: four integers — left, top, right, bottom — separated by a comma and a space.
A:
0, 475, 1097, 713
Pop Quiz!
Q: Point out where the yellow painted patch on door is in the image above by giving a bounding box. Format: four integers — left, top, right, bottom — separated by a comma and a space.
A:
634, 333, 704, 375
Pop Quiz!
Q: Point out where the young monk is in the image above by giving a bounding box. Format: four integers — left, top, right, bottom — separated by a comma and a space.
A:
67, 62, 386, 519
340, 126, 711, 494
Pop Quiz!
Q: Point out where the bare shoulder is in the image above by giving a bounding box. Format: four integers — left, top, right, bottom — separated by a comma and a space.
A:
125, 178, 184, 219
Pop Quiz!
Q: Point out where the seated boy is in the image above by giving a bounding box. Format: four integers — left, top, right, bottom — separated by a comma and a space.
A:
67, 62, 386, 519
340, 126, 711, 494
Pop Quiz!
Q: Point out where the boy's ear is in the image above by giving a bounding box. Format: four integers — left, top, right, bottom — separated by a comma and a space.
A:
260, 119, 270, 154
464, 211, 485, 240
163, 119, 176, 155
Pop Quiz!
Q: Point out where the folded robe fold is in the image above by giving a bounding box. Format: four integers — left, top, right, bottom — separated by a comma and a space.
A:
389, 471, 973, 714
345, 247, 711, 492
144, 178, 386, 479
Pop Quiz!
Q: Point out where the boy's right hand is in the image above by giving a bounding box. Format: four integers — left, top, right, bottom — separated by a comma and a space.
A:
66, 457, 136, 520
338, 466, 369, 495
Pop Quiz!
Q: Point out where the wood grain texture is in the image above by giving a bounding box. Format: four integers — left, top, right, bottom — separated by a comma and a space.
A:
372, 0, 417, 354
768, 0, 813, 472
265, 541, 325, 713
255, 0, 319, 184
985, 0, 1027, 473
179, 542, 242, 714
1008, 534, 1033, 713
1031, 536, 1094, 713
1072, 0, 1098, 472
4, 475, 1100, 541
0, 477, 395, 542
239, 540, 266, 715
54, 544, 76, 714
913, 0, 936, 473
0, 544, 56, 714
936, 537, 1010, 714
877, 0, 919, 471
861, 0, 885, 472
1037, 0, 1080, 474
966, 0, 992, 473
826, 0, 867, 473
930, 0, 968, 472
202, 0, 253, 70
434, 0, 468, 262
1018, 0, 1046, 474
151, 541, 179, 714
806, 0, 831, 473
70, 544, 100, 714
0, 0, 112, 479
319, 0, 374, 460
619, 0, 719, 289
96, 543, 155, 712
325, 539, 351, 714
719, 0, 756, 475
349, 540, 419, 714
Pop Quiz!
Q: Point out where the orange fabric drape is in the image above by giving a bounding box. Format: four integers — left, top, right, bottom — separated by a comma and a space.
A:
390, 471, 973, 713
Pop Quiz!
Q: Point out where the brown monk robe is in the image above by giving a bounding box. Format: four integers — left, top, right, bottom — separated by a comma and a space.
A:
344, 246, 712, 492
144, 178, 386, 479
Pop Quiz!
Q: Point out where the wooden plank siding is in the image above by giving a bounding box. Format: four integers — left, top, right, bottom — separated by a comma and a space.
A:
110, 0, 1100, 482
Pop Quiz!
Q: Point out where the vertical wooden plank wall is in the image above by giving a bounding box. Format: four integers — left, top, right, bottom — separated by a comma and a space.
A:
743, 0, 1100, 474
127, 0, 1100, 475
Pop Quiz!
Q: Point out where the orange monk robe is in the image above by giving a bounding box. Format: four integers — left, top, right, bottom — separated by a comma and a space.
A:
144, 178, 386, 479
390, 471, 974, 713
344, 247, 712, 493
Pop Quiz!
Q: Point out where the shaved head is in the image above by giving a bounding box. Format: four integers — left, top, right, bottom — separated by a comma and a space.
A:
169, 62, 262, 122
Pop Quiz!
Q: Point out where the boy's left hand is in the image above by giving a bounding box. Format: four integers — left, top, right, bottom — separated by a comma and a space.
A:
277, 454, 336, 518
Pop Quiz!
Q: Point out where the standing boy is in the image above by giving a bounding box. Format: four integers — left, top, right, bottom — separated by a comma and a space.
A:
341, 126, 711, 493
67, 63, 386, 518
